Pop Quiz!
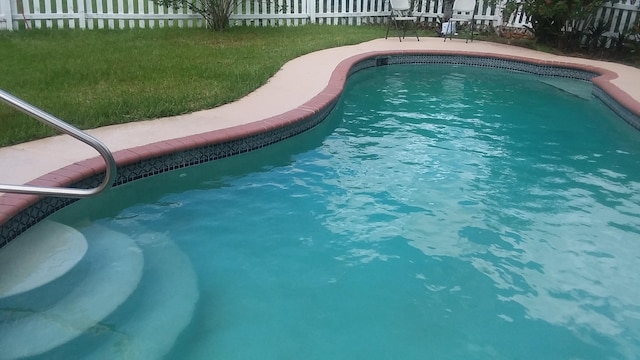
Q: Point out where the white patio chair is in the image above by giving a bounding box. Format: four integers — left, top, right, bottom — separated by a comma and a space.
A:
385, 0, 420, 42
443, 0, 477, 43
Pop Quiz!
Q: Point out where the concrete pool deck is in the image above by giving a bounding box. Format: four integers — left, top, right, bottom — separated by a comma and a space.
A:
1, 37, 640, 223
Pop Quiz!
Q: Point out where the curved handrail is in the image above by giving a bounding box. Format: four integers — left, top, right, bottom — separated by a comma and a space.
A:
0, 89, 117, 198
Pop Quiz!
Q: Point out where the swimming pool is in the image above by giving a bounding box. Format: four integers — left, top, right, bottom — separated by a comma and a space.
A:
2, 59, 640, 359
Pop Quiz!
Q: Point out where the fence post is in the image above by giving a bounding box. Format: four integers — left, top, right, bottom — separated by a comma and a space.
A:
308, 0, 315, 23
0, 0, 15, 30
494, 0, 503, 28
78, 0, 86, 29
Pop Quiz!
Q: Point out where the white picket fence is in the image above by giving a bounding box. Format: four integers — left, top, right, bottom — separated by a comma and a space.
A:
0, 0, 491, 29
0, 0, 638, 36
595, 0, 640, 38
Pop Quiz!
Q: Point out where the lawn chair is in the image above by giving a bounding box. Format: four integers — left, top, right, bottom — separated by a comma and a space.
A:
385, 0, 420, 42
443, 0, 477, 43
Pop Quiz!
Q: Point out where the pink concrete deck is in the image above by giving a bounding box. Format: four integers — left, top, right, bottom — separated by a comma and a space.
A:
1, 37, 640, 226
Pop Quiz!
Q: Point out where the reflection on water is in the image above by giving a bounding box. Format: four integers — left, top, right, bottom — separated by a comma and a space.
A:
319, 65, 640, 358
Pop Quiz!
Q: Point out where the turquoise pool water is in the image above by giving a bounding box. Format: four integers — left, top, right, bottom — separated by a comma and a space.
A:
6, 64, 640, 359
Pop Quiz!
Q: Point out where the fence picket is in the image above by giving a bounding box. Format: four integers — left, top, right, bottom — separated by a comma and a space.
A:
271, 0, 277, 26
67, 0, 75, 28
127, 0, 132, 27
20, 0, 33, 29
43, 0, 51, 27
286, 0, 291, 25
236, 0, 248, 25
96, 0, 104, 28
116, 0, 123, 28
32, 0, 41, 28
106, 0, 114, 28
137, 0, 143, 27
53, 0, 60, 27
77, 0, 85, 28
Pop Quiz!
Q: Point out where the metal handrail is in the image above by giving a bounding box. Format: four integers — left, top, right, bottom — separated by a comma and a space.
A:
0, 89, 117, 198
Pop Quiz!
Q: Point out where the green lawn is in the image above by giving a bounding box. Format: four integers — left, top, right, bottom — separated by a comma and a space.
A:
0, 25, 393, 147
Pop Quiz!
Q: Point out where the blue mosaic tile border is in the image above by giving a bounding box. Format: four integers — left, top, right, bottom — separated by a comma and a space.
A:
356, 54, 599, 80
1, 53, 638, 247
0, 197, 77, 248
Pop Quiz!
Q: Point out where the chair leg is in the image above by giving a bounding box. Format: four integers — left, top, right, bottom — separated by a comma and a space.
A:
443, 21, 448, 42
449, 20, 454, 41
386, 13, 419, 42
394, 19, 402, 41
385, 15, 392, 39
443, 21, 454, 42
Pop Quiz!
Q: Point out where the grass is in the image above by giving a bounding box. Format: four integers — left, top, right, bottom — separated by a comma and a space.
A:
0, 25, 391, 147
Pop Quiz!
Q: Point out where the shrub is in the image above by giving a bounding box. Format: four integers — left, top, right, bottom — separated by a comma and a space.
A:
506, 0, 606, 47
153, 0, 237, 30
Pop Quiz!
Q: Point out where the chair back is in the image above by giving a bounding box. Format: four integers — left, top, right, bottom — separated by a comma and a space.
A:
452, 0, 476, 14
389, 0, 411, 11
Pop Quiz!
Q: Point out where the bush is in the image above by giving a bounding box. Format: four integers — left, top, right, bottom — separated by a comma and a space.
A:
153, 0, 236, 30
505, 0, 606, 47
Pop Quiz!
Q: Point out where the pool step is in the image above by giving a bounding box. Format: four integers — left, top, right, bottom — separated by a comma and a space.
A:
0, 220, 88, 299
84, 232, 199, 359
0, 223, 144, 359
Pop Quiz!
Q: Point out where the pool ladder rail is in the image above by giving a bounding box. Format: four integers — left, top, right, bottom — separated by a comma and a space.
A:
0, 89, 117, 198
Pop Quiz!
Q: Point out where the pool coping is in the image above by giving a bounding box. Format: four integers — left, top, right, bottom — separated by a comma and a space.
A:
2, 45, 640, 246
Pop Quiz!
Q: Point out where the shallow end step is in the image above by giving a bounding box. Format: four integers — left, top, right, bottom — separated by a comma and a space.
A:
85, 232, 199, 360
0, 220, 88, 299
0, 224, 144, 359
